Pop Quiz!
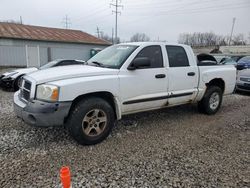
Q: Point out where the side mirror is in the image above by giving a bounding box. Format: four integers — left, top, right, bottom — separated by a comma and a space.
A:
128, 57, 151, 70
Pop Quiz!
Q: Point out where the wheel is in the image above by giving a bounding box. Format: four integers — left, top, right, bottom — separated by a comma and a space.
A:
67, 97, 115, 145
13, 75, 23, 91
198, 86, 223, 115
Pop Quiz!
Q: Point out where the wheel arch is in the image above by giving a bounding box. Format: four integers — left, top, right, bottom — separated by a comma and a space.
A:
13, 74, 25, 90
205, 78, 225, 93
66, 91, 121, 123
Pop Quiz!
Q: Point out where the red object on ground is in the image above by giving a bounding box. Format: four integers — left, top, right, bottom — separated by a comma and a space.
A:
60, 166, 71, 188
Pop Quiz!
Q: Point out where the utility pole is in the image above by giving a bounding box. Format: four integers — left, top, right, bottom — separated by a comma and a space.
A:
110, 0, 123, 44
112, 28, 114, 44
96, 27, 100, 38
62, 15, 71, 29
229, 17, 236, 46
20, 16, 23, 24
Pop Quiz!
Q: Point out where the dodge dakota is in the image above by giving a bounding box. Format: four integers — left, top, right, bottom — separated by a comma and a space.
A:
14, 42, 236, 145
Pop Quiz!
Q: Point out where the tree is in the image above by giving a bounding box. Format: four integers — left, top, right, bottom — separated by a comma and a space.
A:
130, 33, 150, 42
232, 33, 247, 45
178, 32, 231, 46
99, 32, 120, 44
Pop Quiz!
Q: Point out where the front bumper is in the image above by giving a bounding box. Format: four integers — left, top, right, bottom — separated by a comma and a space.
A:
14, 91, 72, 127
236, 83, 250, 92
0, 77, 14, 88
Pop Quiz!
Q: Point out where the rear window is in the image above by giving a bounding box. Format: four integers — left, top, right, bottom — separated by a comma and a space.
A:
166, 46, 189, 67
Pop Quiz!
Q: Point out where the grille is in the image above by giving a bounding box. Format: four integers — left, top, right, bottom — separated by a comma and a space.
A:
20, 79, 31, 102
240, 77, 250, 82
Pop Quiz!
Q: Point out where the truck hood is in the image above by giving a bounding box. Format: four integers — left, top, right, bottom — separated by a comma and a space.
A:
25, 65, 119, 84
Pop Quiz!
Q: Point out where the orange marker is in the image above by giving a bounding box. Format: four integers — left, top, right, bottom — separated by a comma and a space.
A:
60, 166, 71, 188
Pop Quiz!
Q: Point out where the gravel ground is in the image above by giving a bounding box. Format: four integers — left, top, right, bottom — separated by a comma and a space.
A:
0, 68, 250, 187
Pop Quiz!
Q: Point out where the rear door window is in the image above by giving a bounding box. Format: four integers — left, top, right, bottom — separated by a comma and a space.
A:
166, 46, 189, 67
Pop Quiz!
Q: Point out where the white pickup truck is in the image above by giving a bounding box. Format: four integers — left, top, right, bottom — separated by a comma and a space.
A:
14, 42, 236, 145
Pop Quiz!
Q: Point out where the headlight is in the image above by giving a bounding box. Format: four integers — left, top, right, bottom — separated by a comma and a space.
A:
36, 84, 59, 102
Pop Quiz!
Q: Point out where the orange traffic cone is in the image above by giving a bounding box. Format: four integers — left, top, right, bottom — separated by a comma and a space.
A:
60, 166, 71, 188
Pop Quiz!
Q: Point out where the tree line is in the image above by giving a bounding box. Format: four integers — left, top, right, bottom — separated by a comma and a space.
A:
98, 31, 250, 46
178, 32, 248, 47
99, 32, 151, 43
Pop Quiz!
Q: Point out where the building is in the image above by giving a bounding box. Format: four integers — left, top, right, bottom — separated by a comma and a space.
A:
0, 22, 110, 67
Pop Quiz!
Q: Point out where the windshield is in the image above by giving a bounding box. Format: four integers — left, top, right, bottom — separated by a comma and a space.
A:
39, 60, 59, 70
87, 45, 138, 69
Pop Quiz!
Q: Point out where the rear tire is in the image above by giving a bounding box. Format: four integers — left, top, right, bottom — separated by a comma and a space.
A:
67, 97, 115, 145
198, 86, 223, 115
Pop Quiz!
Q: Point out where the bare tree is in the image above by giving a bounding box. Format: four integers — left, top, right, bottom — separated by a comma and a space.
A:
130, 33, 150, 42
232, 33, 247, 45
178, 32, 236, 46
99, 32, 120, 44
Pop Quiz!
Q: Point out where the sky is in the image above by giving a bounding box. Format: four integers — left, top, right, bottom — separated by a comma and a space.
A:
1, 0, 250, 42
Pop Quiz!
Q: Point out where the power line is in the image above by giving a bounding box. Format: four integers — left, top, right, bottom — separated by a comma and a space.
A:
62, 15, 71, 29
123, 1, 249, 25
73, 7, 110, 23
110, 0, 123, 44
156, 1, 250, 15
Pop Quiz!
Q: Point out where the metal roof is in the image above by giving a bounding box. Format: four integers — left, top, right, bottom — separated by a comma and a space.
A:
0, 22, 110, 45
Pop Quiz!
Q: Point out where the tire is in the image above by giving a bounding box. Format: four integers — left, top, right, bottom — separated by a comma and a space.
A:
198, 86, 223, 115
13, 75, 23, 91
67, 97, 115, 145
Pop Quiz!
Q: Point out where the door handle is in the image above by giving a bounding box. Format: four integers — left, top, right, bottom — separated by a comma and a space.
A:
155, 74, 166, 78
187, 72, 195, 76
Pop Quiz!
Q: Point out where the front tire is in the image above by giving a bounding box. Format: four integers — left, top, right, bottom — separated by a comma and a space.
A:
13, 75, 23, 91
198, 86, 223, 115
67, 97, 115, 145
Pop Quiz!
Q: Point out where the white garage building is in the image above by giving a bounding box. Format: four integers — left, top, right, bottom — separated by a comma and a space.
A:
0, 22, 110, 67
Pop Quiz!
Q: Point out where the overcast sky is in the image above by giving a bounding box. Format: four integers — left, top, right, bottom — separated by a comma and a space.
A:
1, 0, 250, 42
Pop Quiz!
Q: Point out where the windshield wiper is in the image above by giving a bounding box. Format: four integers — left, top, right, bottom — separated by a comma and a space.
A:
90, 61, 104, 67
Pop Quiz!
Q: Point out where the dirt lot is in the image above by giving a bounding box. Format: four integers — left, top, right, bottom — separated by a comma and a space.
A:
0, 69, 249, 187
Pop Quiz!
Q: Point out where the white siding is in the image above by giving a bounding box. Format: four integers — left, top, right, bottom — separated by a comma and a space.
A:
40, 47, 48, 66
0, 45, 26, 66
0, 39, 109, 67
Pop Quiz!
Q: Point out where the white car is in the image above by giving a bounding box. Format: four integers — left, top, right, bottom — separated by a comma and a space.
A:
0, 59, 85, 91
14, 42, 236, 145
236, 69, 250, 92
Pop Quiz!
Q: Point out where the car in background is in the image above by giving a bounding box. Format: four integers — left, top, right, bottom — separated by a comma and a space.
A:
231, 55, 245, 62
236, 69, 250, 92
0, 59, 85, 91
236, 56, 250, 71
220, 57, 237, 67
